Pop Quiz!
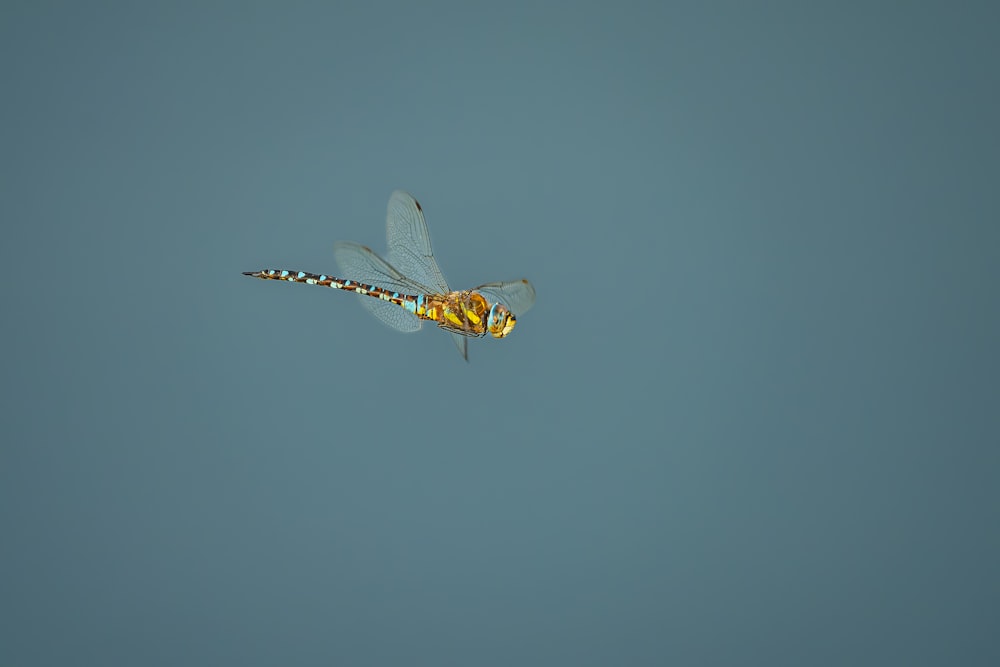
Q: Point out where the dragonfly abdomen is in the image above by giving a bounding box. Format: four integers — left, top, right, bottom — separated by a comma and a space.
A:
242, 269, 417, 310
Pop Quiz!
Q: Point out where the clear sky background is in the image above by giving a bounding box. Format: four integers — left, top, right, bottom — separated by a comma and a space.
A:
2, 1, 998, 665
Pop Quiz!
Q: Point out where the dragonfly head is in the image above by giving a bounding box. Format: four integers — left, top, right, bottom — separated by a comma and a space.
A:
486, 302, 516, 338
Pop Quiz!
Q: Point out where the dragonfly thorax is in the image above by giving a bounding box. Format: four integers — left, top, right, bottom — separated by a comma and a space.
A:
487, 302, 516, 338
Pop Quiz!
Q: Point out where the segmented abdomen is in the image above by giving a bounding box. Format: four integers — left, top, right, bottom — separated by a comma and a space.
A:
243, 269, 417, 310
243, 269, 492, 336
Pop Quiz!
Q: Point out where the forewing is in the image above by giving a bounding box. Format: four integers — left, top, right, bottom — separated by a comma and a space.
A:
475, 279, 537, 317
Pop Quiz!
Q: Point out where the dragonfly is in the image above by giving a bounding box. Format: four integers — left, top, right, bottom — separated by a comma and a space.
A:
243, 190, 535, 360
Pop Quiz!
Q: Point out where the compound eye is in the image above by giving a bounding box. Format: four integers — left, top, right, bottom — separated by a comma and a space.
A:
487, 303, 516, 338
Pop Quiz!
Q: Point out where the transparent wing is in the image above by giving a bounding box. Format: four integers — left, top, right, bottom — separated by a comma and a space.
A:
475, 279, 537, 317
332, 241, 434, 333
449, 333, 468, 361
333, 241, 439, 295
385, 190, 451, 295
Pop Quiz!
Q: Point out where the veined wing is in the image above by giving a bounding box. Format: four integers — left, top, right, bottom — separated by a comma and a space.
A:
333, 240, 469, 358
332, 241, 437, 333
385, 190, 451, 295
449, 332, 469, 362
333, 241, 439, 295
383, 191, 470, 358
476, 279, 537, 317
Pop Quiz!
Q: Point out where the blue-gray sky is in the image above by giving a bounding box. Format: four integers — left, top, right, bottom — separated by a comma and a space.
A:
3, 1, 998, 665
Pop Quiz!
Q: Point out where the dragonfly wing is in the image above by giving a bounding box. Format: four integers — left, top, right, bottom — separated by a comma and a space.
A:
475, 279, 537, 317
385, 191, 451, 294
449, 332, 469, 361
333, 241, 437, 294
333, 241, 425, 333
356, 296, 422, 333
